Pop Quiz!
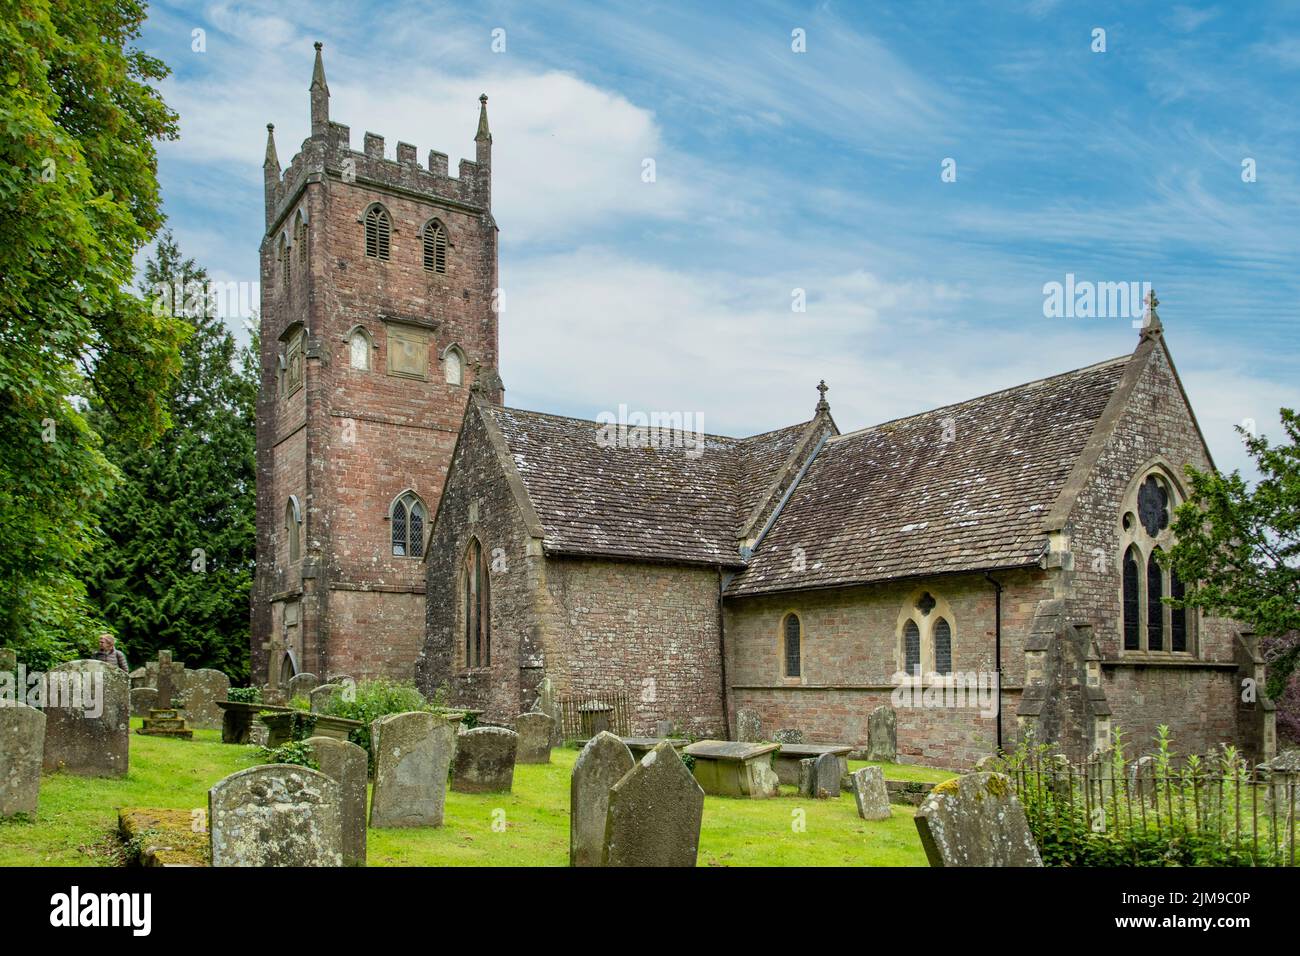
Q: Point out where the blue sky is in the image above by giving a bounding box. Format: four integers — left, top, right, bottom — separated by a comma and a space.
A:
140, 0, 1300, 479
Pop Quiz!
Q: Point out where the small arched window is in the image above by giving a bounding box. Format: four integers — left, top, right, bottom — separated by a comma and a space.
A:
284, 497, 301, 563
390, 491, 425, 558
783, 613, 801, 678
444, 346, 464, 386
933, 617, 952, 675
294, 211, 308, 267
422, 220, 448, 273
1122, 545, 1141, 651
348, 327, 372, 370
278, 232, 291, 289
364, 205, 391, 260
463, 538, 490, 667
903, 619, 921, 676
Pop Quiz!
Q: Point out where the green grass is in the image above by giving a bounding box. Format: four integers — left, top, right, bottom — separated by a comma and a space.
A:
848, 760, 957, 784
1, 724, 946, 866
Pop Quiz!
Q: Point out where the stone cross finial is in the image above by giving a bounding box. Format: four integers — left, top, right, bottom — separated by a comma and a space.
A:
1139, 287, 1163, 340
815, 380, 830, 414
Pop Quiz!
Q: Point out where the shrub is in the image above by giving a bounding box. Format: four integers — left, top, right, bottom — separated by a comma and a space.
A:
321, 679, 449, 767
257, 739, 318, 769
227, 686, 261, 704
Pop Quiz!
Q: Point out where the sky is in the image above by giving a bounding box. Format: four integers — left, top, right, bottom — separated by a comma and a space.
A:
139, 0, 1300, 480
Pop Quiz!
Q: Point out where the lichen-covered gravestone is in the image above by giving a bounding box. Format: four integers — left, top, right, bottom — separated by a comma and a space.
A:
867, 705, 897, 762
797, 758, 815, 797
850, 766, 891, 820
602, 741, 705, 867
182, 669, 230, 730
451, 726, 518, 793
516, 712, 554, 764
42, 660, 129, 778
305, 736, 368, 865
773, 728, 804, 745
130, 687, 158, 719
913, 772, 1042, 867
813, 751, 841, 798
287, 673, 320, 701
209, 765, 343, 867
0, 703, 45, 817
310, 683, 344, 714
570, 731, 635, 867
736, 709, 762, 743
370, 712, 459, 828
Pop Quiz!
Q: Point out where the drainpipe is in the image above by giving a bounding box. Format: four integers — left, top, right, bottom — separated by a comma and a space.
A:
717, 567, 731, 740
984, 572, 1003, 755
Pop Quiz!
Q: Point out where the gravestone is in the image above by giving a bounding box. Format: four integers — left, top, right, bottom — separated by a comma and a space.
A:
570, 731, 635, 867
867, 705, 897, 762
182, 669, 230, 730
153, 650, 185, 709
310, 683, 344, 714
370, 712, 459, 828
602, 741, 704, 867
736, 709, 762, 743
772, 743, 853, 787
128, 667, 147, 689
813, 751, 841, 798
1128, 754, 1158, 801
130, 687, 158, 719
451, 727, 518, 793
537, 677, 562, 745
516, 712, 554, 764
42, 660, 130, 777
850, 766, 891, 820
260, 634, 287, 705
798, 758, 816, 797
913, 772, 1042, 867
305, 736, 368, 865
287, 672, 320, 701
654, 719, 675, 738
0, 703, 45, 817
773, 728, 804, 745
325, 673, 355, 687
209, 764, 343, 867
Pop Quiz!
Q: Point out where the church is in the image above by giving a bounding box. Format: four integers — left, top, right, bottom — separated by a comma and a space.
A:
253, 46, 1276, 768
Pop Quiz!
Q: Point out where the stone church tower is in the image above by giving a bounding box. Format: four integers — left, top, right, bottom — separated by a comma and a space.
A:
252, 43, 502, 688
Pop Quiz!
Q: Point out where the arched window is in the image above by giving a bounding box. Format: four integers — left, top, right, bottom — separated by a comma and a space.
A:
278, 232, 291, 289
444, 346, 464, 386
462, 538, 490, 667
284, 497, 301, 563
390, 491, 425, 558
1147, 550, 1165, 651
1170, 568, 1187, 652
364, 205, 391, 260
348, 327, 372, 370
1122, 545, 1141, 651
422, 219, 448, 273
903, 619, 921, 676
294, 211, 308, 267
783, 613, 801, 677
933, 617, 952, 675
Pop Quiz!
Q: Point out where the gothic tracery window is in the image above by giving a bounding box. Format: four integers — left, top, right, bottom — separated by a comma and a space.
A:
390, 491, 425, 558
1119, 470, 1192, 654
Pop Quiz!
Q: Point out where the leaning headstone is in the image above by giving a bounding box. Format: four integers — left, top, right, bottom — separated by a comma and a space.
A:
451, 727, 518, 793
287, 672, 320, 701
370, 712, 459, 828
516, 712, 554, 764
602, 741, 704, 867
813, 751, 841, 799
797, 758, 815, 797
736, 709, 762, 743
305, 736, 368, 865
209, 765, 342, 867
310, 683, 344, 714
773, 728, 804, 745
867, 705, 897, 762
0, 703, 45, 817
913, 773, 1043, 867
181, 669, 230, 730
130, 687, 158, 719
570, 731, 635, 867
850, 766, 891, 820
42, 660, 129, 777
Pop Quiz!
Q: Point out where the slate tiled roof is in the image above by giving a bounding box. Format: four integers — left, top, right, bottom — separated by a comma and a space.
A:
725, 355, 1131, 596
482, 406, 816, 567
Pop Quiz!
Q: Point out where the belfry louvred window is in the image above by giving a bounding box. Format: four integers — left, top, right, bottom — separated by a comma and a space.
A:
423, 221, 447, 273
364, 205, 390, 260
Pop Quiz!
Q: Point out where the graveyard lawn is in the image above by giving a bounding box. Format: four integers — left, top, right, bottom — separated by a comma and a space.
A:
0, 723, 954, 867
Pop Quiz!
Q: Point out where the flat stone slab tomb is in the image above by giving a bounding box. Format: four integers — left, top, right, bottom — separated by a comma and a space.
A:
683, 740, 781, 798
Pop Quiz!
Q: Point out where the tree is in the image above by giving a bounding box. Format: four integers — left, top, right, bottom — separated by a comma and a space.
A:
85, 233, 257, 681
1166, 409, 1300, 708
0, 0, 187, 666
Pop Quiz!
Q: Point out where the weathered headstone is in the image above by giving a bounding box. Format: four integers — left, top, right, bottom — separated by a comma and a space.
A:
305, 736, 368, 865
570, 731, 635, 866
287, 672, 320, 701
0, 703, 45, 817
310, 683, 344, 714
516, 712, 554, 764
451, 727, 518, 793
209, 765, 343, 867
773, 727, 804, 745
603, 741, 704, 867
153, 650, 185, 709
797, 758, 816, 797
654, 719, 675, 738
813, 751, 841, 799
1128, 754, 1158, 801
181, 669, 230, 730
850, 766, 891, 820
736, 709, 762, 743
370, 712, 459, 828
130, 687, 158, 719
913, 772, 1042, 867
128, 666, 147, 689
867, 705, 897, 762
42, 660, 129, 777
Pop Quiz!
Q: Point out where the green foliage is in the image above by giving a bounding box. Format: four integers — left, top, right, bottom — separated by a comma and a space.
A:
1165, 409, 1300, 700
226, 687, 261, 704
0, 0, 187, 664
256, 739, 319, 769
322, 679, 448, 764
82, 233, 257, 683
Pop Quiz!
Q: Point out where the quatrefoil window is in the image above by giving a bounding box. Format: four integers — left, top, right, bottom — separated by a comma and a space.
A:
916, 592, 937, 615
